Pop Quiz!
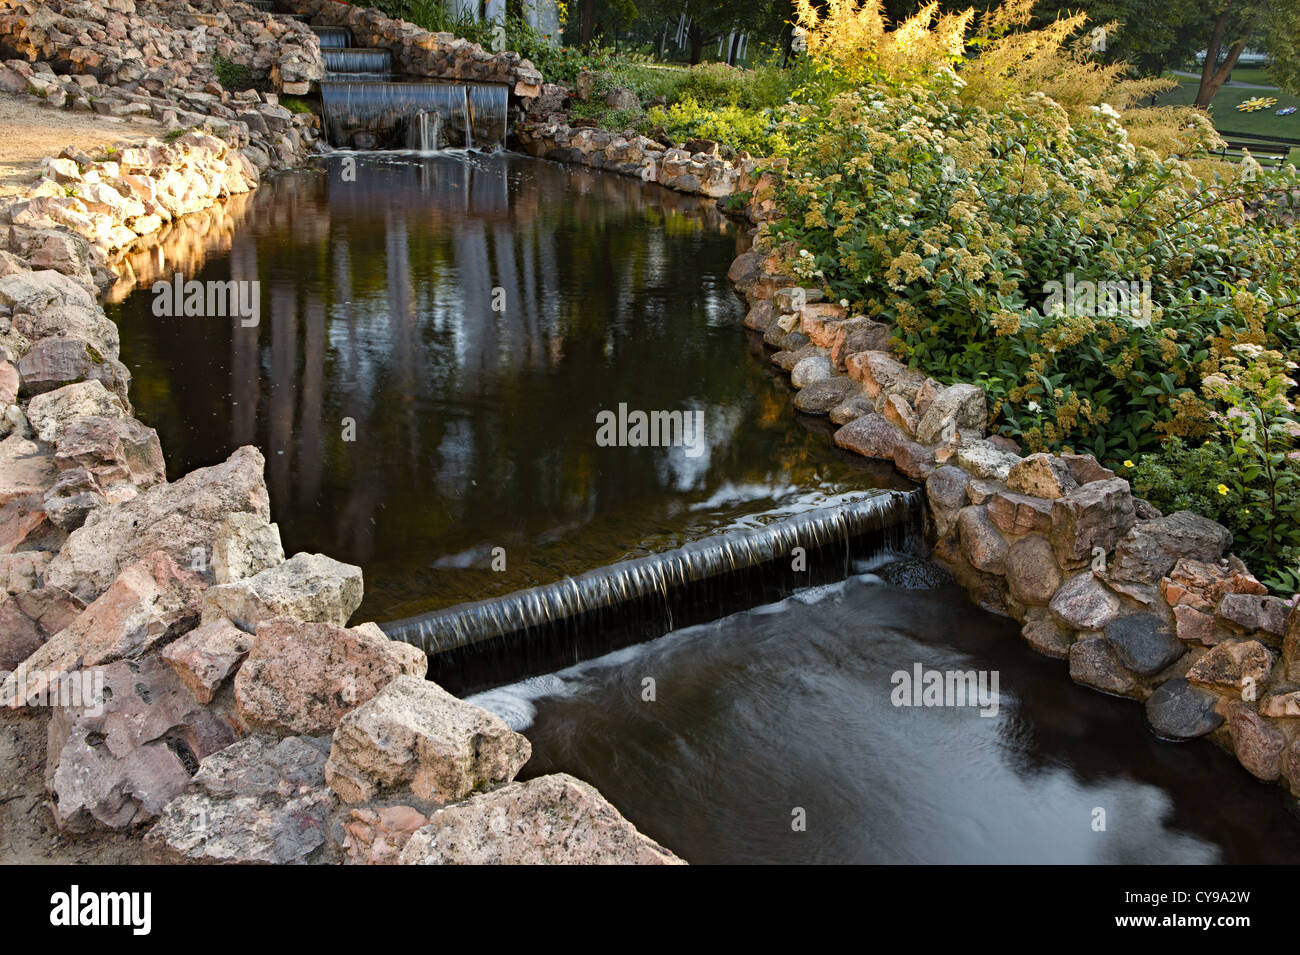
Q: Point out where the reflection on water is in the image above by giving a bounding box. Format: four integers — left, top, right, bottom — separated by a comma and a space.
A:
480, 568, 1300, 865
108, 153, 910, 621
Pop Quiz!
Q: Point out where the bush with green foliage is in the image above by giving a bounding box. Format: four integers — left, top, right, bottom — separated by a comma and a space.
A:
646, 97, 789, 156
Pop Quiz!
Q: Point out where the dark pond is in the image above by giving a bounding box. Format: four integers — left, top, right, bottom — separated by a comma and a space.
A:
475, 566, 1300, 865
107, 153, 908, 622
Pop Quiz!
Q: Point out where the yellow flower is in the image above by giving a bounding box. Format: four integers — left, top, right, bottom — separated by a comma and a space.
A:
1123, 460, 1134, 468
1217, 484, 1229, 495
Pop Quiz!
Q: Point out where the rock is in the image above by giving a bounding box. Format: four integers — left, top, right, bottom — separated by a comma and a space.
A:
14, 303, 122, 365
0, 269, 93, 313
1186, 640, 1275, 690
1069, 635, 1137, 696
398, 773, 684, 865
1144, 678, 1225, 740
4, 551, 203, 707
45, 655, 239, 832
1006, 453, 1078, 499
0, 362, 17, 407
22, 231, 96, 285
234, 617, 425, 736
828, 395, 875, 425
790, 355, 832, 389
325, 675, 530, 805
1172, 604, 1220, 646
0, 585, 84, 670
1161, 557, 1265, 611
0, 434, 55, 507
162, 618, 254, 704
42, 466, 106, 532
1060, 453, 1115, 485
46, 446, 270, 602
341, 805, 429, 865
1005, 535, 1063, 606
926, 466, 969, 511
792, 376, 858, 414
1103, 613, 1184, 676
604, 87, 640, 110
201, 552, 363, 631
16, 337, 131, 406
957, 506, 1008, 574
743, 300, 775, 332
1049, 572, 1121, 630
833, 413, 899, 460
914, 383, 986, 445
882, 394, 918, 435
24, 380, 126, 443
147, 735, 334, 863
0, 550, 50, 595
1049, 478, 1136, 568
1287, 607, 1300, 681
1226, 702, 1286, 780
954, 439, 1021, 481
1216, 593, 1289, 638
1110, 511, 1233, 584
987, 489, 1052, 535
1284, 737, 1300, 797
211, 512, 284, 585
52, 415, 165, 489
1259, 690, 1300, 718
1021, 606, 1072, 659
846, 351, 925, 401
892, 439, 935, 481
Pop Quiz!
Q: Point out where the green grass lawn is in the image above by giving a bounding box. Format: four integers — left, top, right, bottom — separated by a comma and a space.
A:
1155, 78, 1300, 164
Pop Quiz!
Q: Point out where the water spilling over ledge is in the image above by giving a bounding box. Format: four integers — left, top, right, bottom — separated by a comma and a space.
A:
320, 80, 509, 150
385, 489, 923, 693
312, 25, 351, 49
322, 48, 393, 75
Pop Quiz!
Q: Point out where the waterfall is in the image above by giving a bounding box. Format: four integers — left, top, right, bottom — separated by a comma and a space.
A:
322, 48, 393, 75
407, 110, 441, 151
311, 26, 351, 49
383, 489, 924, 693
319, 80, 509, 151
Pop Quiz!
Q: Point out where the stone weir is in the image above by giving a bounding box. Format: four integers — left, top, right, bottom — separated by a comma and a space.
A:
386, 490, 922, 695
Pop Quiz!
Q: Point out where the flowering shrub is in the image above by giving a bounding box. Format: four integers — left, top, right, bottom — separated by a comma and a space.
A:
646, 97, 790, 156
763, 0, 1300, 587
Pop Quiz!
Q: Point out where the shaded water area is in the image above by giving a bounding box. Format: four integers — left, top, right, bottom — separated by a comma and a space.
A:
107, 153, 910, 623
476, 566, 1300, 864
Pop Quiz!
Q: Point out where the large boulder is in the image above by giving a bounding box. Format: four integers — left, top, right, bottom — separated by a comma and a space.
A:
914, 383, 986, 445
1226, 702, 1286, 781
1103, 612, 1184, 676
24, 380, 126, 443
233, 618, 426, 735
1144, 678, 1224, 740
1068, 634, 1137, 697
16, 337, 132, 407
325, 675, 531, 805
45, 446, 270, 601
1110, 511, 1233, 584
1049, 478, 1136, 568
1186, 640, 1275, 691
0, 585, 83, 670
0, 269, 94, 313
1005, 535, 1063, 606
201, 552, 362, 631
1049, 572, 1121, 631
398, 774, 684, 865
147, 735, 335, 863
162, 618, 254, 705
45, 655, 240, 831
1006, 453, 1078, 499
13, 303, 120, 362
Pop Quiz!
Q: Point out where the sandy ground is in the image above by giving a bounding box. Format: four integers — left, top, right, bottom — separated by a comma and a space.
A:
0, 709, 149, 863
0, 92, 166, 197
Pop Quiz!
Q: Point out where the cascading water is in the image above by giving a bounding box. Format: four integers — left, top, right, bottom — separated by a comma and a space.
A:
407, 110, 441, 151
384, 489, 923, 693
322, 48, 393, 75
311, 25, 351, 49
319, 79, 507, 150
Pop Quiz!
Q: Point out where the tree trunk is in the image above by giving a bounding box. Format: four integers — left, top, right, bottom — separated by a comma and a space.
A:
1197, 38, 1248, 106
581, 0, 595, 48
1195, 5, 1247, 107
688, 22, 704, 65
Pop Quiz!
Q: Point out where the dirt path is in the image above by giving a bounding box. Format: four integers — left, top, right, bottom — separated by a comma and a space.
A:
0, 92, 166, 197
